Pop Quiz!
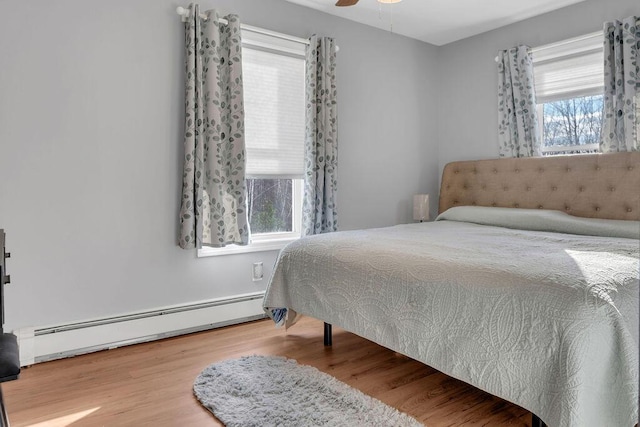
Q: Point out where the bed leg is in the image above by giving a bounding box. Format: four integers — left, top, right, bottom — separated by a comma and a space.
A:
323, 322, 332, 346
531, 413, 547, 427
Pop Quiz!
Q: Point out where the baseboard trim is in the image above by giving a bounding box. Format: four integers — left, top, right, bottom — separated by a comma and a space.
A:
16, 292, 267, 366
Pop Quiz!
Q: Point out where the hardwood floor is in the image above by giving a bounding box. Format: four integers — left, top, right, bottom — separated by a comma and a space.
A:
3, 317, 531, 426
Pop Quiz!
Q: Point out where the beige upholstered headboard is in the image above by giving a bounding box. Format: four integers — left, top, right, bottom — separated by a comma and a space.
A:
439, 152, 640, 221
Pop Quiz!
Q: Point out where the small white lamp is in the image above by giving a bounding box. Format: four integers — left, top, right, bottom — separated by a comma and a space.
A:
413, 194, 429, 222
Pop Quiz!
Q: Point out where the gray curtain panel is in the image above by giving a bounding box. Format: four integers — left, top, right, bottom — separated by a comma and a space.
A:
497, 45, 542, 157
178, 5, 249, 249
303, 36, 338, 236
600, 16, 639, 153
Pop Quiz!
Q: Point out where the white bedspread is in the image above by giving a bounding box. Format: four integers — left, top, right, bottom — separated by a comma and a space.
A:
263, 209, 639, 427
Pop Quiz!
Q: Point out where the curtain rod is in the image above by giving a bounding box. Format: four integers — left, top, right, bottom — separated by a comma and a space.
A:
175, 7, 311, 47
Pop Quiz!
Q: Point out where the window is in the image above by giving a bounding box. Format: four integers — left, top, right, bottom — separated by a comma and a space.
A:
199, 28, 306, 257
532, 32, 603, 156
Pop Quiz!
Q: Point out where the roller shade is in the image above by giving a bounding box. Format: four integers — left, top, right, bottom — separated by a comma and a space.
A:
532, 32, 604, 104
242, 45, 305, 179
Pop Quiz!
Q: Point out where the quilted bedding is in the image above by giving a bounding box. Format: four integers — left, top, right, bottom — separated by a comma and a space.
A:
263, 207, 639, 427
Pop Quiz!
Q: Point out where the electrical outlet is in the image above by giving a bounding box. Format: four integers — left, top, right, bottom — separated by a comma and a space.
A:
252, 262, 264, 281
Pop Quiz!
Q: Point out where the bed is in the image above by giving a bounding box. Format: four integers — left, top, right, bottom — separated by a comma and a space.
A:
262, 152, 640, 427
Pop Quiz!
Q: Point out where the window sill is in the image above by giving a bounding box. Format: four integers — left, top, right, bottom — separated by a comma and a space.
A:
197, 237, 298, 257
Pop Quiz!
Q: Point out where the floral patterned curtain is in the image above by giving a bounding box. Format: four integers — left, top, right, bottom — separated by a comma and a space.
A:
303, 36, 338, 235
178, 5, 249, 249
600, 16, 639, 153
497, 45, 542, 157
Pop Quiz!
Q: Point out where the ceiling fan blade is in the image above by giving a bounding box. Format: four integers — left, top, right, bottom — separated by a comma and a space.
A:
335, 0, 359, 6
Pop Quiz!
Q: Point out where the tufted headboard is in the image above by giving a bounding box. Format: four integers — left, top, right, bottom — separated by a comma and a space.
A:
439, 152, 640, 221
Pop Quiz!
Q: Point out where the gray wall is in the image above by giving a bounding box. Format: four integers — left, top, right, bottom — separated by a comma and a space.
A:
437, 0, 640, 174
3, 0, 635, 333
0, 0, 439, 330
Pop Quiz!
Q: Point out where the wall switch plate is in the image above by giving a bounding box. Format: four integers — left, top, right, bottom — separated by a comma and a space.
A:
252, 262, 263, 281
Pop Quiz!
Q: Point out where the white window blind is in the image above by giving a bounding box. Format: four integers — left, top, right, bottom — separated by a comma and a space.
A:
242, 39, 305, 179
532, 31, 604, 103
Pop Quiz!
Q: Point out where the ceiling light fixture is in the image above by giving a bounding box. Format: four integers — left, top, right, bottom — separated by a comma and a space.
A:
376, 0, 400, 33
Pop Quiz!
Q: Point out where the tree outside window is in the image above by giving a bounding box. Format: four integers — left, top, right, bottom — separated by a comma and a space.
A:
540, 94, 602, 155
247, 179, 293, 234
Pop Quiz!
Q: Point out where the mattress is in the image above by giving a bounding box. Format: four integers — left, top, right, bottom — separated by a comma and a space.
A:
263, 207, 640, 427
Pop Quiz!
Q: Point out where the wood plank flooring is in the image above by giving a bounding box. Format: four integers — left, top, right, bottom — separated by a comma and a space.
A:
3, 317, 531, 426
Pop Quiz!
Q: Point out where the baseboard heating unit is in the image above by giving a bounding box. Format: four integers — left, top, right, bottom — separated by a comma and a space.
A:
15, 291, 266, 366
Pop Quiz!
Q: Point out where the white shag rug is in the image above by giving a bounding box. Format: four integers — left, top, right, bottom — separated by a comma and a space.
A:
194, 355, 424, 427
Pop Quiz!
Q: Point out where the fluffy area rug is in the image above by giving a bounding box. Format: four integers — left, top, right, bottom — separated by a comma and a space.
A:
194, 355, 424, 427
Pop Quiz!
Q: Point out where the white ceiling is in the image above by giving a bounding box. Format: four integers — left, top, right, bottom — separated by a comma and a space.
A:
284, 0, 587, 46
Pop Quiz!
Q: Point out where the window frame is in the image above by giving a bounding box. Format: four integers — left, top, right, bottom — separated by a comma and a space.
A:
198, 28, 306, 258
247, 178, 304, 244
532, 31, 604, 156
536, 94, 602, 156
